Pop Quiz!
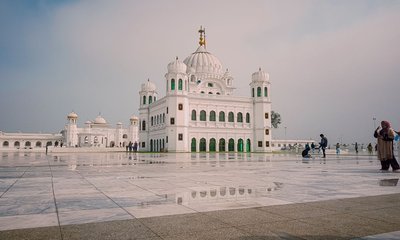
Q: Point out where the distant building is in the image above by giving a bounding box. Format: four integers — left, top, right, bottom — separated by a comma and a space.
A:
0, 112, 139, 149
138, 27, 272, 152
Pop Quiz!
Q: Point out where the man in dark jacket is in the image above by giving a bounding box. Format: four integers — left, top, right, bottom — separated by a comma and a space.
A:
319, 134, 328, 158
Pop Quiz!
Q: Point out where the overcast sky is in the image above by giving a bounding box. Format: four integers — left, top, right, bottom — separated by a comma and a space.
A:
1, 0, 399, 145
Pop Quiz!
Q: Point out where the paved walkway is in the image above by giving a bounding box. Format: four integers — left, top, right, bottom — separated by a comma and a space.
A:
1, 152, 400, 239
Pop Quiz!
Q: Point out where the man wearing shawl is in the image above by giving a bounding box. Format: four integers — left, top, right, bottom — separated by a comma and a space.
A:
374, 121, 400, 171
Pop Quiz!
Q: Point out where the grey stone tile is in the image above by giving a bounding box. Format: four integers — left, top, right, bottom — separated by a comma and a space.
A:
204, 208, 292, 226
299, 213, 400, 238
0, 225, 62, 240
258, 203, 338, 219
61, 219, 160, 240
140, 213, 230, 237
162, 226, 252, 240
262, 219, 352, 240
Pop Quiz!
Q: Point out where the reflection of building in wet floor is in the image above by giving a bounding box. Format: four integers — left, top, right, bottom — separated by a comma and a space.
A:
379, 178, 399, 186
175, 183, 283, 205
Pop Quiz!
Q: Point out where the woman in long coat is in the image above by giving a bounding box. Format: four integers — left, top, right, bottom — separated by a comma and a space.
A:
374, 120, 399, 171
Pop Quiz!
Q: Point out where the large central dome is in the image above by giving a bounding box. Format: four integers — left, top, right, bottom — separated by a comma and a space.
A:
183, 45, 223, 75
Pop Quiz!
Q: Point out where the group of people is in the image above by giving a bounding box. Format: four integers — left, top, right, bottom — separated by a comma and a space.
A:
126, 141, 138, 152
302, 134, 328, 158
302, 120, 399, 172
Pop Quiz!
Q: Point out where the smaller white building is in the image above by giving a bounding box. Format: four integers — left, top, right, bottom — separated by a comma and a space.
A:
0, 112, 139, 150
64, 112, 139, 148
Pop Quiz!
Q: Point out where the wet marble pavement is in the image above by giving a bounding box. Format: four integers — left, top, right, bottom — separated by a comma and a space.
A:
0, 152, 400, 233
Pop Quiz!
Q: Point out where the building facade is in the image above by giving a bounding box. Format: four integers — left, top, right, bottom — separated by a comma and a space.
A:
0, 112, 139, 150
138, 27, 272, 153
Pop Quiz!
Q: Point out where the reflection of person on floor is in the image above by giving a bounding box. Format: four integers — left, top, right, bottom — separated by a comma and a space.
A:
311, 142, 315, 153
302, 144, 311, 158
374, 120, 400, 171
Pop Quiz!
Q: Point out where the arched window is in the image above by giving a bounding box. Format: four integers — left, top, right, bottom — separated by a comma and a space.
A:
171, 79, 175, 90
246, 139, 251, 152
209, 138, 216, 152
191, 110, 197, 121
264, 87, 268, 97
149, 96, 153, 104
154, 96, 156, 101
14, 141, 20, 147
200, 138, 206, 152
200, 110, 206, 121
143, 95, 146, 104
3, 141, 9, 147
237, 139, 244, 152
151, 117, 154, 126
252, 88, 254, 97
257, 87, 261, 97
219, 139, 226, 152
35, 141, 42, 147
228, 139, 235, 151
219, 111, 225, 122
46, 141, 52, 146
123, 134, 128, 139
228, 112, 234, 122
191, 138, 197, 152
210, 111, 216, 121
25, 141, 31, 147
150, 139, 153, 152
246, 113, 250, 123
237, 112, 243, 123
178, 79, 183, 90
142, 120, 146, 131
163, 113, 165, 123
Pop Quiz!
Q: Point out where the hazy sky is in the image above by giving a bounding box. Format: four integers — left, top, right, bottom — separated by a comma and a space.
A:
1, 0, 400, 145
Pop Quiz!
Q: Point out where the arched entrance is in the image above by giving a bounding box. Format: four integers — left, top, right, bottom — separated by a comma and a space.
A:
191, 138, 196, 152
246, 139, 251, 152
237, 139, 244, 152
209, 138, 216, 152
150, 139, 153, 152
199, 138, 206, 152
228, 139, 235, 152
219, 139, 225, 152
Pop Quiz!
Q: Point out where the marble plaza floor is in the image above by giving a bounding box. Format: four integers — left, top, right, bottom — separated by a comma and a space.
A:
1, 151, 400, 239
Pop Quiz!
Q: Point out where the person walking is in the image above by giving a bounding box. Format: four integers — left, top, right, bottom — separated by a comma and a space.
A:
336, 143, 340, 155
319, 134, 328, 158
374, 120, 399, 171
311, 142, 315, 153
367, 143, 373, 155
355, 142, 359, 154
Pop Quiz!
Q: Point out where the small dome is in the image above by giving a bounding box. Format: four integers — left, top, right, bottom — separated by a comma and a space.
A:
116, 122, 122, 125
85, 120, 92, 124
167, 57, 187, 73
67, 111, 78, 119
141, 80, 157, 92
130, 115, 139, 121
94, 115, 107, 124
183, 45, 223, 76
252, 68, 269, 82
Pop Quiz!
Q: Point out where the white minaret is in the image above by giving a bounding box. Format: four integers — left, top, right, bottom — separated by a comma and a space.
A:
165, 57, 189, 152
66, 112, 78, 147
129, 115, 139, 146
138, 80, 157, 151
250, 68, 272, 152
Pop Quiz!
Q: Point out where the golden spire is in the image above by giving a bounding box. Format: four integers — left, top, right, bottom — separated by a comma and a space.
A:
198, 26, 206, 47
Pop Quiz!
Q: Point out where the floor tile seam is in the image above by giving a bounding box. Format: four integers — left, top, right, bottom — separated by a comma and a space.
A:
75, 170, 165, 240
0, 167, 31, 199
47, 156, 64, 240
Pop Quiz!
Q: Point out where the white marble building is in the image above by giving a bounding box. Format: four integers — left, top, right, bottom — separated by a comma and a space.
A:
64, 112, 139, 148
0, 112, 139, 149
138, 27, 272, 153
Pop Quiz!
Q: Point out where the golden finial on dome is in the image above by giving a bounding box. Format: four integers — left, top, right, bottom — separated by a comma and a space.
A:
198, 26, 206, 47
